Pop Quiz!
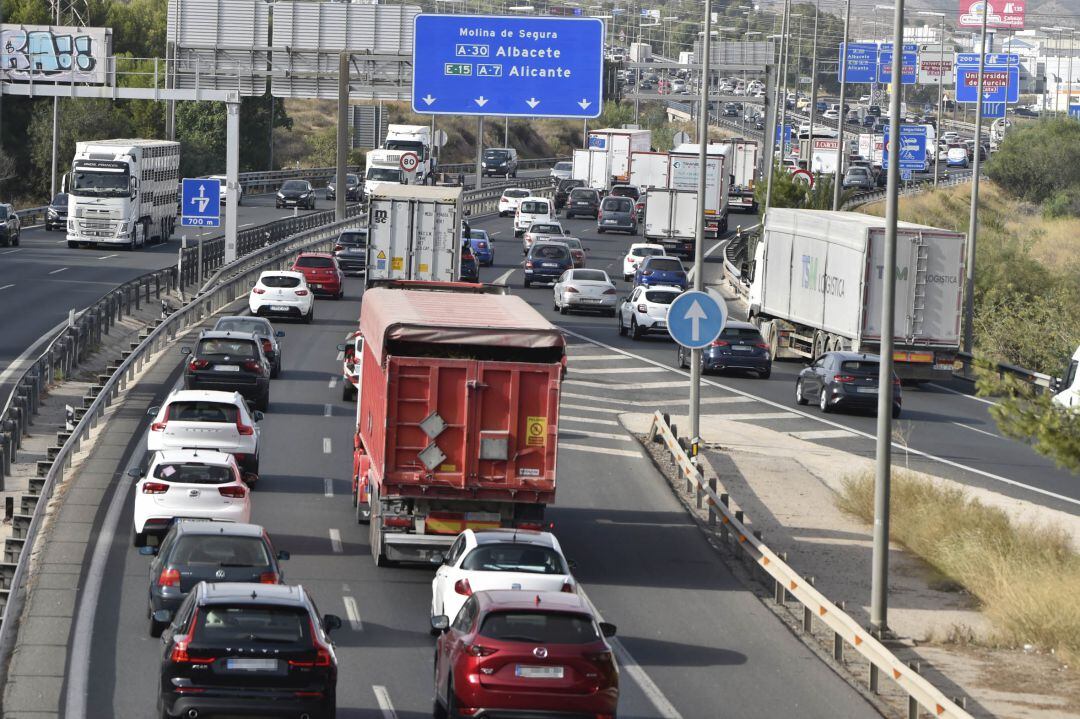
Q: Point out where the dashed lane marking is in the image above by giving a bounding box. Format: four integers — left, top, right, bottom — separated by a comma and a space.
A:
97, 253, 118, 260
708, 412, 802, 421
0, 248, 20, 255
566, 353, 637, 362
568, 366, 668, 375
951, 421, 1004, 439
559, 428, 632, 441
323, 437, 332, 453
373, 685, 398, 719
559, 442, 644, 458
336, 350, 345, 361
328, 376, 338, 389
559, 414, 620, 427
324, 478, 334, 497
343, 595, 362, 630
324, 403, 332, 417
929, 382, 999, 407
0, 284, 13, 291
564, 379, 689, 390
789, 429, 857, 440
48, 266, 68, 274
329, 528, 343, 553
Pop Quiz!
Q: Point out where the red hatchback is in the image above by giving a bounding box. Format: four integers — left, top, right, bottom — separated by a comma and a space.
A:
291, 253, 344, 299
432, 590, 619, 719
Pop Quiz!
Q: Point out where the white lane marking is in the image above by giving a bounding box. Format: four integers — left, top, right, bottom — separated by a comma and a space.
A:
706, 412, 801, 421
329, 528, 343, 553
239, 222, 255, 228
328, 375, 338, 389
97, 253, 118, 260
560, 402, 619, 414
323, 437, 332, 453
789, 429, 857, 440
559, 442, 644, 458
569, 366, 667, 375
561, 328, 1080, 509
336, 350, 345, 361
0, 248, 20, 255
566, 353, 635, 362
373, 685, 398, 719
494, 267, 515, 285
564, 379, 688, 390
560, 414, 620, 427
324, 478, 334, 497
324, 403, 333, 417
951, 421, 1004, 439
559, 428, 631, 441
0, 284, 13, 291
579, 589, 684, 719
48, 266, 68, 274
490, 230, 502, 237
928, 382, 999, 407
343, 595, 363, 630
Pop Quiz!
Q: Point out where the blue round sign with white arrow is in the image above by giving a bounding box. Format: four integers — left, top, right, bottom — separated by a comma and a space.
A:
666, 290, 728, 350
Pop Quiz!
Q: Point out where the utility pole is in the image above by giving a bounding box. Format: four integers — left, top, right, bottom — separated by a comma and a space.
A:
806, 0, 820, 179
832, 0, 851, 210
963, 0, 990, 359
777, 3, 793, 165
336, 52, 349, 222
765, 1, 790, 213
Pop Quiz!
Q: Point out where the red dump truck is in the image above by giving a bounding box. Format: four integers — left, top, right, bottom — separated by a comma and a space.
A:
345, 284, 566, 566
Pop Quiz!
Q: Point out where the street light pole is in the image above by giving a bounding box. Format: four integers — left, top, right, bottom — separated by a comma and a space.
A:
918, 11, 946, 187
962, 0, 990, 359
806, 0, 820, 176
832, 0, 852, 210
764, 3, 790, 213
690, 0, 713, 454
778, 4, 794, 164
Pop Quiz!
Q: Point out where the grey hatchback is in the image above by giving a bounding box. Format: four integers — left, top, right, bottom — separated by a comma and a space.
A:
597, 195, 638, 234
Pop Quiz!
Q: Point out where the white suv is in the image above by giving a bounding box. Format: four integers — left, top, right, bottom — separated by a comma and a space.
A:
514, 197, 554, 237
618, 285, 683, 340
147, 390, 262, 474
249, 270, 314, 323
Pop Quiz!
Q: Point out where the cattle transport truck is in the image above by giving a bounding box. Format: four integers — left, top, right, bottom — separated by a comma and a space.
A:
749, 209, 965, 381
346, 285, 566, 565
65, 139, 179, 249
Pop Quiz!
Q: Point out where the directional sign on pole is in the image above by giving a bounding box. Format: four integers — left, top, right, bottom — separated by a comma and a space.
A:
878, 49, 918, 85
1070, 104, 1080, 120
667, 290, 728, 349
839, 43, 878, 83
181, 178, 221, 227
882, 124, 927, 171
955, 53, 1019, 104
411, 14, 604, 118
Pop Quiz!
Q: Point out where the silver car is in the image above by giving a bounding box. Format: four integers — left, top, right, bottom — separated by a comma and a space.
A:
553, 269, 617, 316
549, 161, 573, 183
597, 196, 638, 235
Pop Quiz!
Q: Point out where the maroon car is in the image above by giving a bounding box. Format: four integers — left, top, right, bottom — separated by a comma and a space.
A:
432, 590, 619, 719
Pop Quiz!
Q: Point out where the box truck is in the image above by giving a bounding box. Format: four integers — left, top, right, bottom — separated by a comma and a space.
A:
572, 149, 610, 190
365, 185, 463, 286
586, 128, 652, 186
643, 188, 699, 256
629, 42, 652, 63
726, 139, 759, 212
628, 151, 670, 190
669, 143, 730, 238
346, 285, 566, 565
748, 209, 965, 381
65, 139, 179, 249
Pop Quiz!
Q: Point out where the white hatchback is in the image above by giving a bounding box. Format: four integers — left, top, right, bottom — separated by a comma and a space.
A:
498, 187, 532, 217
131, 449, 251, 547
623, 243, 667, 281
249, 270, 314, 323
514, 197, 554, 237
431, 529, 575, 625
147, 390, 262, 475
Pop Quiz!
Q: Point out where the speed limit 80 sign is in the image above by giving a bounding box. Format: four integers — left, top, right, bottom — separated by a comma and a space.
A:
399, 152, 420, 172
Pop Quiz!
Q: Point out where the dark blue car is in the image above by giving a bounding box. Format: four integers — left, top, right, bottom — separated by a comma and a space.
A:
677, 320, 772, 378
634, 255, 687, 290
467, 229, 494, 266
524, 242, 573, 288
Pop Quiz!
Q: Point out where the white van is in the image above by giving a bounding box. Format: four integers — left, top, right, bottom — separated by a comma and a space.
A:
1053, 345, 1080, 409
514, 197, 554, 237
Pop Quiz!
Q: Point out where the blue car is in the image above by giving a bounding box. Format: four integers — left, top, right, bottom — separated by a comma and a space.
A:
861, 115, 876, 127
634, 255, 688, 291
468, 229, 494, 266
524, 241, 573, 288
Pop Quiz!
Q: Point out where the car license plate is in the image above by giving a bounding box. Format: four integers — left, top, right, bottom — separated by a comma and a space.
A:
731, 345, 752, 352
655, 321, 666, 328
543, 263, 558, 268
310, 283, 321, 289
604, 219, 618, 224
516, 665, 564, 679
581, 298, 600, 304
227, 658, 277, 671
857, 387, 878, 394
215, 365, 240, 372
271, 305, 290, 312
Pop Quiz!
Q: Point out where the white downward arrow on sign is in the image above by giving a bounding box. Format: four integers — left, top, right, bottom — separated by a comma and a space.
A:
684, 299, 708, 342
475, 96, 489, 107
578, 98, 591, 110
422, 94, 436, 105
526, 97, 540, 109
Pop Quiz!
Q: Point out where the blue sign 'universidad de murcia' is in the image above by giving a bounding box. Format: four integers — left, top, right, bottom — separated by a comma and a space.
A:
411, 14, 604, 118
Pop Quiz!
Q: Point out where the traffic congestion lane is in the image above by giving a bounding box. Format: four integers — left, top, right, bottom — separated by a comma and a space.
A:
469, 210, 1080, 513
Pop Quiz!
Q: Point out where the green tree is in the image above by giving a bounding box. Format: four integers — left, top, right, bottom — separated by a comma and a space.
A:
755, 163, 807, 209
987, 118, 1080, 209
28, 98, 135, 196
978, 374, 1080, 474
594, 101, 634, 130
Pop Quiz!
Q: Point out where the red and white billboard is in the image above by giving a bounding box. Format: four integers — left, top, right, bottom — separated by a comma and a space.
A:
958, 0, 1025, 30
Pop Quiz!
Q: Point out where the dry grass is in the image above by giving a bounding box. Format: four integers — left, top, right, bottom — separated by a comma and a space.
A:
838, 470, 1080, 662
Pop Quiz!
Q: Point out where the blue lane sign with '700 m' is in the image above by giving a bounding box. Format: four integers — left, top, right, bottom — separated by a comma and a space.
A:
181, 178, 221, 227
667, 290, 728, 350
411, 14, 603, 118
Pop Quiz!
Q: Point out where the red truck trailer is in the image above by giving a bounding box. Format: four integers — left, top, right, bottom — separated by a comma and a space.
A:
348, 286, 566, 566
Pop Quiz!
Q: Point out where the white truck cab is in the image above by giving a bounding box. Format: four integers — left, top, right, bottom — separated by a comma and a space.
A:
1052, 345, 1080, 409
382, 124, 436, 183
363, 149, 408, 199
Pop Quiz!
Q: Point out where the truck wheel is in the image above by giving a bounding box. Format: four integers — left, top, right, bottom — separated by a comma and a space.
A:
67, 241, 79, 249
597, 228, 605, 234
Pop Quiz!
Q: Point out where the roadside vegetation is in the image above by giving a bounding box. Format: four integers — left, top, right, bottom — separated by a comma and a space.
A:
838, 471, 1080, 662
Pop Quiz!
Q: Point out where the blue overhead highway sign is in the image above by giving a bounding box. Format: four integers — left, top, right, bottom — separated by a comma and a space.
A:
667, 290, 728, 350
411, 14, 604, 118
883, 124, 927, 171
181, 178, 220, 228
955, 53, 1019, 104
878, 49, 917, 85
839, 43, 878, 83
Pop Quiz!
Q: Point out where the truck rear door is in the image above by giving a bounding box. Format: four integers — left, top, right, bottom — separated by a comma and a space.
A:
412, 199, 458, 282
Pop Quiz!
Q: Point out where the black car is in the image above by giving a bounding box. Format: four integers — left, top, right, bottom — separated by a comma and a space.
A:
677, 320, 772, 378
182, 331, 272, 411
564, 187, 601, 219
609, 184, 640, 202
554, 178, 585, 210
866, 105, 882, 117
722, 103, 740, 117
795, 351, 901, 418
276, 180, 316, 210
46, 193, 68, 231
333, 229, 367, 275
326, 173, 361, 201
482, 147, 518, 177
212, 316, 285, 379
523, 241, 574, 288
142, 521, 290, 636
459, 238, 479, 282
156, 582, 340, 719
0, 203, 20, 247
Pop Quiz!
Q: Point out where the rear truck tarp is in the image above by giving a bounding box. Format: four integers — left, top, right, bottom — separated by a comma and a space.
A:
726, 139, 759, 213
643, 188, 698, 256
572, 149, 610, 191
748, 209, 965, 381
365, 184, 463, 287
350, 287, 566, 565
586, 129, 652, 186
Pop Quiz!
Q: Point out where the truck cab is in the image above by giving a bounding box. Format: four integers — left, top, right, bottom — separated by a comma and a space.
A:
363, 149, 407, 199
383, 124, 436, 183
1053, 345, 1080, 409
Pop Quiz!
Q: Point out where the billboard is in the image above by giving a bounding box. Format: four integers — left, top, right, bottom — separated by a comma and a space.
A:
0, 25, 112, 84
958, 0, 1025, 30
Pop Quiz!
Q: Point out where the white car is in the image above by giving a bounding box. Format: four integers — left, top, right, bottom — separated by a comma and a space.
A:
147, 390, 262, 474
206, 175, 242, 205
618, 284, 683, 340
522, 220, 566, 255
549, 161, 573, 182
249, 270, 314, 323
514, 197, 554, 237
131, 449, 251, 547
822, 109, 840, 121
623, 242, 667, 281
497, 187, 532, 217
430, 529, 575, 624
553, 268, 618, 316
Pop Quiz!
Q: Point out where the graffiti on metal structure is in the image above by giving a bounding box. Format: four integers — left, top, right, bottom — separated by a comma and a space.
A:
0, 25, 110, 84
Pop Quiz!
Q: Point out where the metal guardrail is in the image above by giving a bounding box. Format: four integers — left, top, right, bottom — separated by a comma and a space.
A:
647, 411, 975, 719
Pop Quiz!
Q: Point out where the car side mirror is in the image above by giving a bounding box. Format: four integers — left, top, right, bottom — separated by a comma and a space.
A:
599, 622, 617, 638
128, 467, 144, 479
277, 550, 290, 561
152, 609, 173, 626
431, 552, 445, 565
323, 614, 343, 633
243, 472, 259, 485
253, 411, 265, 422
336, 343, 348, 352
139, 546, 158, 556
146, 406, 160, 417
276, 330, 285, 338
430, 615, 450, 632
180, 347, 192, 355
567, 559, 578, 570
1050, 378, 1062, 393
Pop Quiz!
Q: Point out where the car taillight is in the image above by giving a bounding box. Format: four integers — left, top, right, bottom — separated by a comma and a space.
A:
295, 289, 309, 296
597, 211, 603, 220
157, 567, 181, 587
142, 482, 170, 494
252, 288, 265, 294
754, 342, 770, 350
466, 644, 499, 657
566, 287, 579, 293
258, 571, 279, 584
334, 245, 343, 252
711, 340, 730, 347
454, 579, 473, 596
525, 261, 534, 268
637, 304, 647, 312
188, 359, 210, 371
603, 288, 616, 295
384, 516, 412, 529
151, 408, 169, 432
290, 619, 333, 667
236, 417, 255, 436
478, 242, 487, 249
261, 339, 273, 355
641, 269, 653, 276
218, 485, 247, 499
242, 360, 263, 375
893, 377, 902, 386
834, 375, 857, 383
561, 581, 575, 593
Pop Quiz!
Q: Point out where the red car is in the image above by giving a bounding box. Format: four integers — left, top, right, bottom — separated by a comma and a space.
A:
431, 590, 619, 719
290, 252, 344, 299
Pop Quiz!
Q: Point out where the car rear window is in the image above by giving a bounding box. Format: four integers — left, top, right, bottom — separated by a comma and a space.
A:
841, 360, 880, 374
197, 339, 257, 358
721, 328, 765, 341
261, 275, 301, 288
554, 162, 572, 170
569, 189, 596, 200
520, 201, 550, 214
602, 198, 632, 212
195, 605, 309, 644
647, 258, 683, 272
532, 245, 570, 260
154, 463, 235, 484
632, 247, 664, 258
610, 186, 639, 200
295, 256, 334, 268
573, 270, 607, 282
281, 180, 308, 191
215, 319, 269, 336
645, 290, 680, 304
165, 401, 239, 423
531, 224, 561, 234
505, 189, 531, 198
171, 536, 271, 566
461, 544, 566, 574
479, 612, 599, 644
338, 232, 366, 246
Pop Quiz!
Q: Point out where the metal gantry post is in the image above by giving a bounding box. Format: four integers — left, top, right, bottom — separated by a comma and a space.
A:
475, 116, 484, 190
963, 0, 990, 358
763, 61, 781, 213
832, 0, 852, 210
224, 98, 240, 264
337, 52, 349, 223
806, 0, 820, 175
